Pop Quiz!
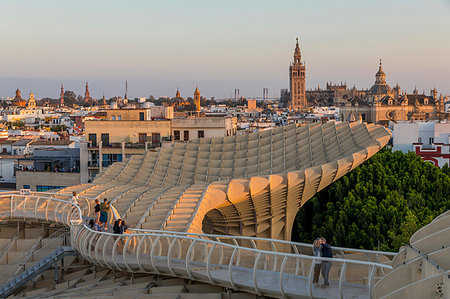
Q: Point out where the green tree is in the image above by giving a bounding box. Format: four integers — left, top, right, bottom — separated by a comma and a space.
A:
293, 148, 450, 251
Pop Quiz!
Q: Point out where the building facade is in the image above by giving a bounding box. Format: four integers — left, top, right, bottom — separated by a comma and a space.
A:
392, 121, 450, 167
340, 62, 448, 124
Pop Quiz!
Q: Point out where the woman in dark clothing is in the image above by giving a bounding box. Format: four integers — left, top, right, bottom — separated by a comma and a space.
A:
93, 199, 100, 224
120, 220, 129, 234
113, 219, 123, 234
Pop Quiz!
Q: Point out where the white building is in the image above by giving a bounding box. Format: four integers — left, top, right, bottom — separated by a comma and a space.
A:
392, 121, 450, 167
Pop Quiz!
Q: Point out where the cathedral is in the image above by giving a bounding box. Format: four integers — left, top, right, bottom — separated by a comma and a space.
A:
339, 61, 448, 124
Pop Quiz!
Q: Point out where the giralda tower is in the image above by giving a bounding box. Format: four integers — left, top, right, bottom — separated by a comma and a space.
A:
289, 38, 306, 109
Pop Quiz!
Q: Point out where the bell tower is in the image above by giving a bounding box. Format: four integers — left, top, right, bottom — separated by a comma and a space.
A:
60, 84, 64, 106
289, 38, 306, 109
84, 81, 92, 104
194, 86, 201, 112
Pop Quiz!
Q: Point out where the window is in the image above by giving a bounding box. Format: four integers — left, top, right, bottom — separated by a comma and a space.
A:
184, 130, 189, 141
88, 134, 97, 146
361, 113, 366, 121
117, 115, 122, 120
36, 186, 64, 192
139, 133, 147, 143
429, 137, 434, 144
418, 137, 422, 143
174, 130, 180, 141
198, 130, 204, 138
23, 185, 30, 189
111, 115, 116, 120
101, 133, 109, 146
139, 112, 145, 121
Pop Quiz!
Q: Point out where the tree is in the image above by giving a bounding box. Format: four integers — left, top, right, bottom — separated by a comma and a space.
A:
293, 148, 450, 251
64, 91, 77, 106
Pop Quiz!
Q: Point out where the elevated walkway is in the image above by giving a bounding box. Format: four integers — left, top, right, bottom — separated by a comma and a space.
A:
0, 194, 396, 298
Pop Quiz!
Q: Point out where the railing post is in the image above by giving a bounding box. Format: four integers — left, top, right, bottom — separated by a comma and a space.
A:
136, 236, 149, 272
185, 239, 197, 280
308, 258, 315, 299
279, 256, 288, 298
228, 248, 237, 289
339, 261, 347, 299
22, 196, 27, 221
252, 252, 262, 295
150, 236, 161, 274
167, 237, 178, 276
206, 243, 216, 283
368, 264, 376, 299
10, 195, 13, 219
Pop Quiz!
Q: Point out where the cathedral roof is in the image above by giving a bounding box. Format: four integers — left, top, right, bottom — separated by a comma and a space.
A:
348, 96, 369, 106
369, 83, 392, 95
378, 95, 400, 106
402, 94, 436, 106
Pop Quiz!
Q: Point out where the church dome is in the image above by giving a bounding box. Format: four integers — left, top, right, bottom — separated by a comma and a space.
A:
171, 90, 189, 108
12, 88, 27, 107
369, 84, 392, 95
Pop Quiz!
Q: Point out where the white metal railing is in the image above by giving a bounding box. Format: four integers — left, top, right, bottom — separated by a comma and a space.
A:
1, 193, 394, 298
0, 191, 119, 226
73, 225, 393, 298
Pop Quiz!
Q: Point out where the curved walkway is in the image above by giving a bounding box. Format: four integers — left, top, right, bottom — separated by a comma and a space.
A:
0, 193, 394, 298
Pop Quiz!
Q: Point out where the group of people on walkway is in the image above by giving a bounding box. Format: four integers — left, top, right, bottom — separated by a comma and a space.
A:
87, 198, 111, 231
113, 219, 129, 234
312, 237, 333, 288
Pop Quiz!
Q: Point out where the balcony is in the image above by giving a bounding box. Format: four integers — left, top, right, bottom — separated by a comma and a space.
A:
88, 161, 99, 167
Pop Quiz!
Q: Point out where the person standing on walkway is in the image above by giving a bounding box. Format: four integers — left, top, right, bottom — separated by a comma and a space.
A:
312, 238, 323, 287
320, 237, 333, 288
99, 198, 110, 230
93, 199, 100, 223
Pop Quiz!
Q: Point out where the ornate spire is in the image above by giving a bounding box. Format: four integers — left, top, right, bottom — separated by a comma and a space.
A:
194, 85, 200, 95
293, 38, 301, 65
102, 93, 107, 106
176, 89, 181, 98
375, 59, 386, 85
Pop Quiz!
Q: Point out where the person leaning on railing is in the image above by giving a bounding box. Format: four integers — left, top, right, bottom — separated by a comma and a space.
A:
312, 238, 323, 287
320, 237, 333, 288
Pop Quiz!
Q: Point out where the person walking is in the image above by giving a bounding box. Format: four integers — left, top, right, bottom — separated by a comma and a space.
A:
320, 237, 333, 288
312, 238, 323, 287
93, 199, 100, 223
99, 198, 110, 230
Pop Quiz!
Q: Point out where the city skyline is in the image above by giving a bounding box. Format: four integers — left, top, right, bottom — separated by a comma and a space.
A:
1, 0, 450, 99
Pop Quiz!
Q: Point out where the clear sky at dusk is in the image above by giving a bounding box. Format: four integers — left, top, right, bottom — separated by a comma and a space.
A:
1, 0, 449, 99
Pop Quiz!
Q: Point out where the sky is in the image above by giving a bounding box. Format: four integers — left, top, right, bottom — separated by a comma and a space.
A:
0, 0, 449, 100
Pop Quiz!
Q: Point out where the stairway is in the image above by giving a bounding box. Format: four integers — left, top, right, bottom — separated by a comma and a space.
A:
163, 184, 207, 232
0, 246, 76, 298
139, 186, 188, 230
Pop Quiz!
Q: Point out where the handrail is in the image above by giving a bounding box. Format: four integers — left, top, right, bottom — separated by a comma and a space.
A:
128, 227, 397, 257
1, 193, 394, 299
78, 224, 392, 269
404, 244, 445, 272
0, 231, 20, 262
